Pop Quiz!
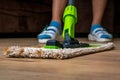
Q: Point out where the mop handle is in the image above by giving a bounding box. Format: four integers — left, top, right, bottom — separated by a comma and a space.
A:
68, 0, 75, 5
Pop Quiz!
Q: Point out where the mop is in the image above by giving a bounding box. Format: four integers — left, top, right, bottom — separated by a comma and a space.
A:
4, 0, 114, 59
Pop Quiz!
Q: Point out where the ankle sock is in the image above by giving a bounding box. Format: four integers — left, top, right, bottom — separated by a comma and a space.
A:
90, 24, 102, 33
49, 21, 61, 34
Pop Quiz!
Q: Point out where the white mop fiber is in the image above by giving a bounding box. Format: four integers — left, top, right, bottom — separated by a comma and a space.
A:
4, 42, 114, 59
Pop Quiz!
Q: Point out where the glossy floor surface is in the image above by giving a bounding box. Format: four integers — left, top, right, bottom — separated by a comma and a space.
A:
0, 38, 119, 80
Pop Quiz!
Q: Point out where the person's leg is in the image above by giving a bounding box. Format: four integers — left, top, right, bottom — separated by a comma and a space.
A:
38, 0, 67, 43
92, 0, 107, 25
88, 0, 112, 42
51, 0, 67, 24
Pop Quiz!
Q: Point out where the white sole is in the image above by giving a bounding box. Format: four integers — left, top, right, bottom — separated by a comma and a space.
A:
38, 35, 62, 44
38, 39, 51, 44
88, 34, 112, 42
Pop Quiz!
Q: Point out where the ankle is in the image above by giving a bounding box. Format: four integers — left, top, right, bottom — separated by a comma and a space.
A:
91, 24, 102, 33
50, 21, 62, 34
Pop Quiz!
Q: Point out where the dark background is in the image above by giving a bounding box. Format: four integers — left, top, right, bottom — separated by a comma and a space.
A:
0, 0, 119, 37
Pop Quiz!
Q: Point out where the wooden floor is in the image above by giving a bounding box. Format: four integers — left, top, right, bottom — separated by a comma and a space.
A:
0, 38, 120, 80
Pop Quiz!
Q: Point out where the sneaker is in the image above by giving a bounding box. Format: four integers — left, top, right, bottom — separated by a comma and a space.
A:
38, 21, 61, 43
88, 24, 112, 42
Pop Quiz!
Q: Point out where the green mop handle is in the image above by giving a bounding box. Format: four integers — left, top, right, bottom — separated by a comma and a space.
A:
62, 0, 77, 39
68, 0, 75, 5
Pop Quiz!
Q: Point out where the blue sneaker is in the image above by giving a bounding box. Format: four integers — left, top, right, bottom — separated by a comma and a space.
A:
88, 24, 112, 42
38, 21, 61, 43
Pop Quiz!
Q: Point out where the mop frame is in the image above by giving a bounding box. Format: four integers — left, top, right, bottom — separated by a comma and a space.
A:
4, 42, 114, 59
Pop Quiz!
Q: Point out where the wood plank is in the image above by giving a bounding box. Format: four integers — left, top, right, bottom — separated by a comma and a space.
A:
0, 38, 120, 80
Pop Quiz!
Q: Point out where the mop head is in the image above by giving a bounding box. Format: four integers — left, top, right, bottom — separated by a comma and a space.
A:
4, 42, 114, 59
